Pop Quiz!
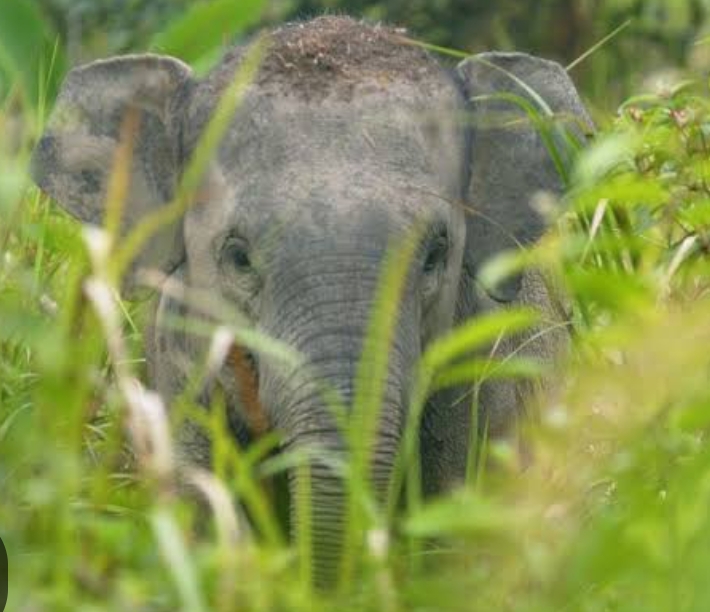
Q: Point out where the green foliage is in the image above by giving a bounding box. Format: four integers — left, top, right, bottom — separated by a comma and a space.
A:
285, 0, 710, 108
37, 0, 195, 56
5, 3, 710, 612
149, 0, 265, 69
0, 0, 65, 108
567, 81, 710, 324
30, 0, 710, 110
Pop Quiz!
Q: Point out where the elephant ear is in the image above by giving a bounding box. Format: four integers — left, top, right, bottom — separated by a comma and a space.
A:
31, 54, 194, 291
456, 52, 593, 301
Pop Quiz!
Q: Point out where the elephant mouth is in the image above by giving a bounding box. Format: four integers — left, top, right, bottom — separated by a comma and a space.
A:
224, 346, 293, 531
226, 345, 269, 436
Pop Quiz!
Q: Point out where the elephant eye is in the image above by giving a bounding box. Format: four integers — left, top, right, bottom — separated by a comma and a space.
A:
224, 237, 252, 271
423, 228, 449, 274
232, 248, 251, 269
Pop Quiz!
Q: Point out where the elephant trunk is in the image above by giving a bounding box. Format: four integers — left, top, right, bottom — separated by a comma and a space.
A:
258, 253, 415, 584
273, 337, 408, 584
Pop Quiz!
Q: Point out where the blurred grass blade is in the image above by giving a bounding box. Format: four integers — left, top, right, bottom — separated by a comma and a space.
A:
472, 57, 554, 118
151, 0, 265, 65
471, 91, 580, 185
0, 0, 65, 105
405, 490, 515, 537
432, 356, 543, 390
477, 249, 529, 297
340, 227, 422, 590
422, 309, 539, 373
663, 235, 698, 292
187, 468, 243, 546
151, 507, 207, 612
395, 35, 470, 60
572, 132, 641, 186
580, 198, 608, 263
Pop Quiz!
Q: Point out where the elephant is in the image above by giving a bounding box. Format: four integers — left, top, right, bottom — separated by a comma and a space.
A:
31, 16, 592, 580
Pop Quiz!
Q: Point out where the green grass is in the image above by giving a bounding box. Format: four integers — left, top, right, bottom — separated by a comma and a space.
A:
4, 5, 710, 612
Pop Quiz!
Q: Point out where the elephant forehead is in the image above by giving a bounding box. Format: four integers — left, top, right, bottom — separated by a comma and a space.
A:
182, 85, 467, 254
185, 82, 467, 188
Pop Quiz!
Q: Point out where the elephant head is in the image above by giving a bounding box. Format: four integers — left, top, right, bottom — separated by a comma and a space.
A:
31, 16, 591, 581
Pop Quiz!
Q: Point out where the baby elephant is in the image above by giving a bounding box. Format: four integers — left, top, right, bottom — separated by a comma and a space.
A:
32, 16, 591, 578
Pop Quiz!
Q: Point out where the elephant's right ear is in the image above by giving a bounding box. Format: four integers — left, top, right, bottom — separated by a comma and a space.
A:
456, 52, 593, 302
31, 54, 194, 288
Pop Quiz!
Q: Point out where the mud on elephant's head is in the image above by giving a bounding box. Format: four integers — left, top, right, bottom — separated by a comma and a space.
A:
32, 16, 592, 582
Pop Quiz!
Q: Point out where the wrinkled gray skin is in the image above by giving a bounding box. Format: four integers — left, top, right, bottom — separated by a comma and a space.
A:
32, 17, 591, 581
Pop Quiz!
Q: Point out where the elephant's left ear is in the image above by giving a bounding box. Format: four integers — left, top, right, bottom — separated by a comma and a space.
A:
456, 52, 593, 301
31, 54, 194, 293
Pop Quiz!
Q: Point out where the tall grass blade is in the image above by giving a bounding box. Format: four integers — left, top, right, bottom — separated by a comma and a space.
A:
339, 227, 422, 591
151, 507, 207, 612
566, 19, 633, 72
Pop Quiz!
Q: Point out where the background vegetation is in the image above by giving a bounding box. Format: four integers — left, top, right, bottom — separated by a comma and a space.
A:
26, 0, 710, 109
3, 0, 710, 611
